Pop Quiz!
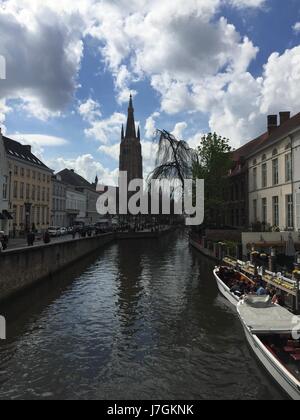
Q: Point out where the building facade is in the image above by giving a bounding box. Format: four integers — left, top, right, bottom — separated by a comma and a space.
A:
51, 174, 67, 227
66, 188, 87, 226
58, 169, 100, 225
119, 95, 143, 184
0, 129, 10, 235
3, 136, 53, 235
248, 112, 300, 232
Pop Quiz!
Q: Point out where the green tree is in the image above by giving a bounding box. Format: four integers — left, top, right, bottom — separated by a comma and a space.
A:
193, 132, 232, 227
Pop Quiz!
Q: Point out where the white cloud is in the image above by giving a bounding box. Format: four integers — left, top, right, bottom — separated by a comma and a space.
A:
294, 23, 300, 34
78, 98, 102, 122
171, 122, 188, 139
145, 111, 160, 139
51, 153, 119, 186
8, 133, 69, 147
0, 0, 87, 119
84, 111, 126, 144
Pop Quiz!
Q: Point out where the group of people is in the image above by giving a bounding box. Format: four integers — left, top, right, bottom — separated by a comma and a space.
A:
224, 269, 284, 305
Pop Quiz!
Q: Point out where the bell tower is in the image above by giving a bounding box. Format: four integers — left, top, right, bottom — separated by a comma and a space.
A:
119, 95, 143, 184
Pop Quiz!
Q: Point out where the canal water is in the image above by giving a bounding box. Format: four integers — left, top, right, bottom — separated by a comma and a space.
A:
0, 231, 285, 400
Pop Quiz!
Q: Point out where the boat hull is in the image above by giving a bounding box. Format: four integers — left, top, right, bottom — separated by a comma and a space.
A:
213, 269, 239, 307
239, 317, 300, 400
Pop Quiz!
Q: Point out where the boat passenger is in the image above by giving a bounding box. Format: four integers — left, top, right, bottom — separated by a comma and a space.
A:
256, 283, 267, 296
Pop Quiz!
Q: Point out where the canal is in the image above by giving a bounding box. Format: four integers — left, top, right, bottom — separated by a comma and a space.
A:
0, 231, 285, 400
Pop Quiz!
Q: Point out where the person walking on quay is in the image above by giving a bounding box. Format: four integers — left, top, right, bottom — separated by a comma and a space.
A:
0, 231, 8, 251
27, 231, 35, 247
43, 230, 51, 245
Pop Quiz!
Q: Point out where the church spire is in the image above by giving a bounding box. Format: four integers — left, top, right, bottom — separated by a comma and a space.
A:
121, 124, 125, 140
125, 94, 137, 139
137, 126, 141, 141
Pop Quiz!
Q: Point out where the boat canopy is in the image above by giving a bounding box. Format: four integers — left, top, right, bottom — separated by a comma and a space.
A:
238, 296, 300, 334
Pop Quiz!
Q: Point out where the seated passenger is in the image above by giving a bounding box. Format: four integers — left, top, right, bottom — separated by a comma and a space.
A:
256, 283, 267, 296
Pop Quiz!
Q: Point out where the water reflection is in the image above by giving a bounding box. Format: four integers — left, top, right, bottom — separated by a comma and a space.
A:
0, 232, 286, 400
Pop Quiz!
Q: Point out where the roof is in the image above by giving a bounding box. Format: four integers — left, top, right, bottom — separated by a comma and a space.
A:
238, 297, 298, 334
58, 169, 96, 191
229, 112, 300, 177
3, 136, 52, 171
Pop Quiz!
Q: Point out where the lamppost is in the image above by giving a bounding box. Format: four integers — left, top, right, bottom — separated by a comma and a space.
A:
24, 202, 32, 233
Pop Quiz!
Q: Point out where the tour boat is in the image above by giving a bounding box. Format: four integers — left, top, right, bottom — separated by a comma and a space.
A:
237, 296, 300, 400
213, 266, 255, 307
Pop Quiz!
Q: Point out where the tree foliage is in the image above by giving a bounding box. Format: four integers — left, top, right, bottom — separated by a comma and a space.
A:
193, 132, 232, 226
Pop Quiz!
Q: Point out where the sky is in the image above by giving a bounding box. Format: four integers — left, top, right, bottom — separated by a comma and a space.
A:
0, 0, 300, 186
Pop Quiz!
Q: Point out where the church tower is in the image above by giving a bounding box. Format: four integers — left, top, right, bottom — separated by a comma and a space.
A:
119, 95, 143, 184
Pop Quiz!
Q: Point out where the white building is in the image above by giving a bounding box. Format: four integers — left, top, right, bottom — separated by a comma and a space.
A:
66, 189, 87, 226
0, 129, 10, 235
248, 112, 300, 232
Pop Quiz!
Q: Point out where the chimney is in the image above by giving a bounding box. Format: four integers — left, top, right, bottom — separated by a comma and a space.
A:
268, 115, 278, 135
279, 111, 291, 126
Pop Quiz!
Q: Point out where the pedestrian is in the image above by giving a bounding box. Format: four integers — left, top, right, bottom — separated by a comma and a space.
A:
43, 230, 51, 244
27, 231, 35, 247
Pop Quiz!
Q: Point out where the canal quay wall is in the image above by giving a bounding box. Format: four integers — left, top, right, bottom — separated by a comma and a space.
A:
0, 233, 114, 303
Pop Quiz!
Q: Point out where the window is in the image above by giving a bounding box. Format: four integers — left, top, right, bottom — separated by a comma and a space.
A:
286, 195, 294, 229
27, 169, 31, 178
262, 163, 267, 188
32, 185, 36, 201
20, 182, 24, 200
2, 176, 8, 200
262, 154, 267, 162
13, 181, 18, 199
21, 167, 25, 177
26, 184, 30, 200
273, 196, 279, 227
253, 167, 257, 190
37, 186, 41, 201
285, 153, 292, 182
14, 166, 18, 176
272, 159, 279, 185
262, 198, 267, 224
273, 149, 278, 157
253, 199, 258, 222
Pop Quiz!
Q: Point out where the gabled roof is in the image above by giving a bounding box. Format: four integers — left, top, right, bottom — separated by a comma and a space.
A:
3, 136, 52, 171
58, 168, 96, 190
229, 111, 300, 178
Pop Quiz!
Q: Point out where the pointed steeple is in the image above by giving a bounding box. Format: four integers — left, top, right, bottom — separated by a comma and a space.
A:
121, 124, 125, 141
125, 94, 137, 139
137, 126, 141, 141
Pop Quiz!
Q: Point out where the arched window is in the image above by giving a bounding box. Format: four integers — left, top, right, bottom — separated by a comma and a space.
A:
262, 154, 267, 162
272, 148, 278, 157
253, 159, 257, 166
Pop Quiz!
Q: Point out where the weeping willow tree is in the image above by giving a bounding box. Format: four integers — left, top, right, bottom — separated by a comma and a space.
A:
148, 129, 196, 188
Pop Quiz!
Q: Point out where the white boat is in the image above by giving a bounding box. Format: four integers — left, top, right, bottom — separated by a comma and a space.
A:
237, 296, 300, 400
214, 266, 255, 307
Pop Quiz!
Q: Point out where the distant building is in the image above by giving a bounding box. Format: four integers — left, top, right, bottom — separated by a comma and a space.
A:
58, 169, 100, 225
119, 95, 143, 184
66, 188, 87, 226
0, 129, 10, 235
3, 135, 53, 235
248, 112, 300, 232
51, 174, 67, 227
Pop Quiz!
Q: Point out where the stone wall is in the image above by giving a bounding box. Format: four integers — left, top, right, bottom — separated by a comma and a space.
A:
0, 234, 114, 302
